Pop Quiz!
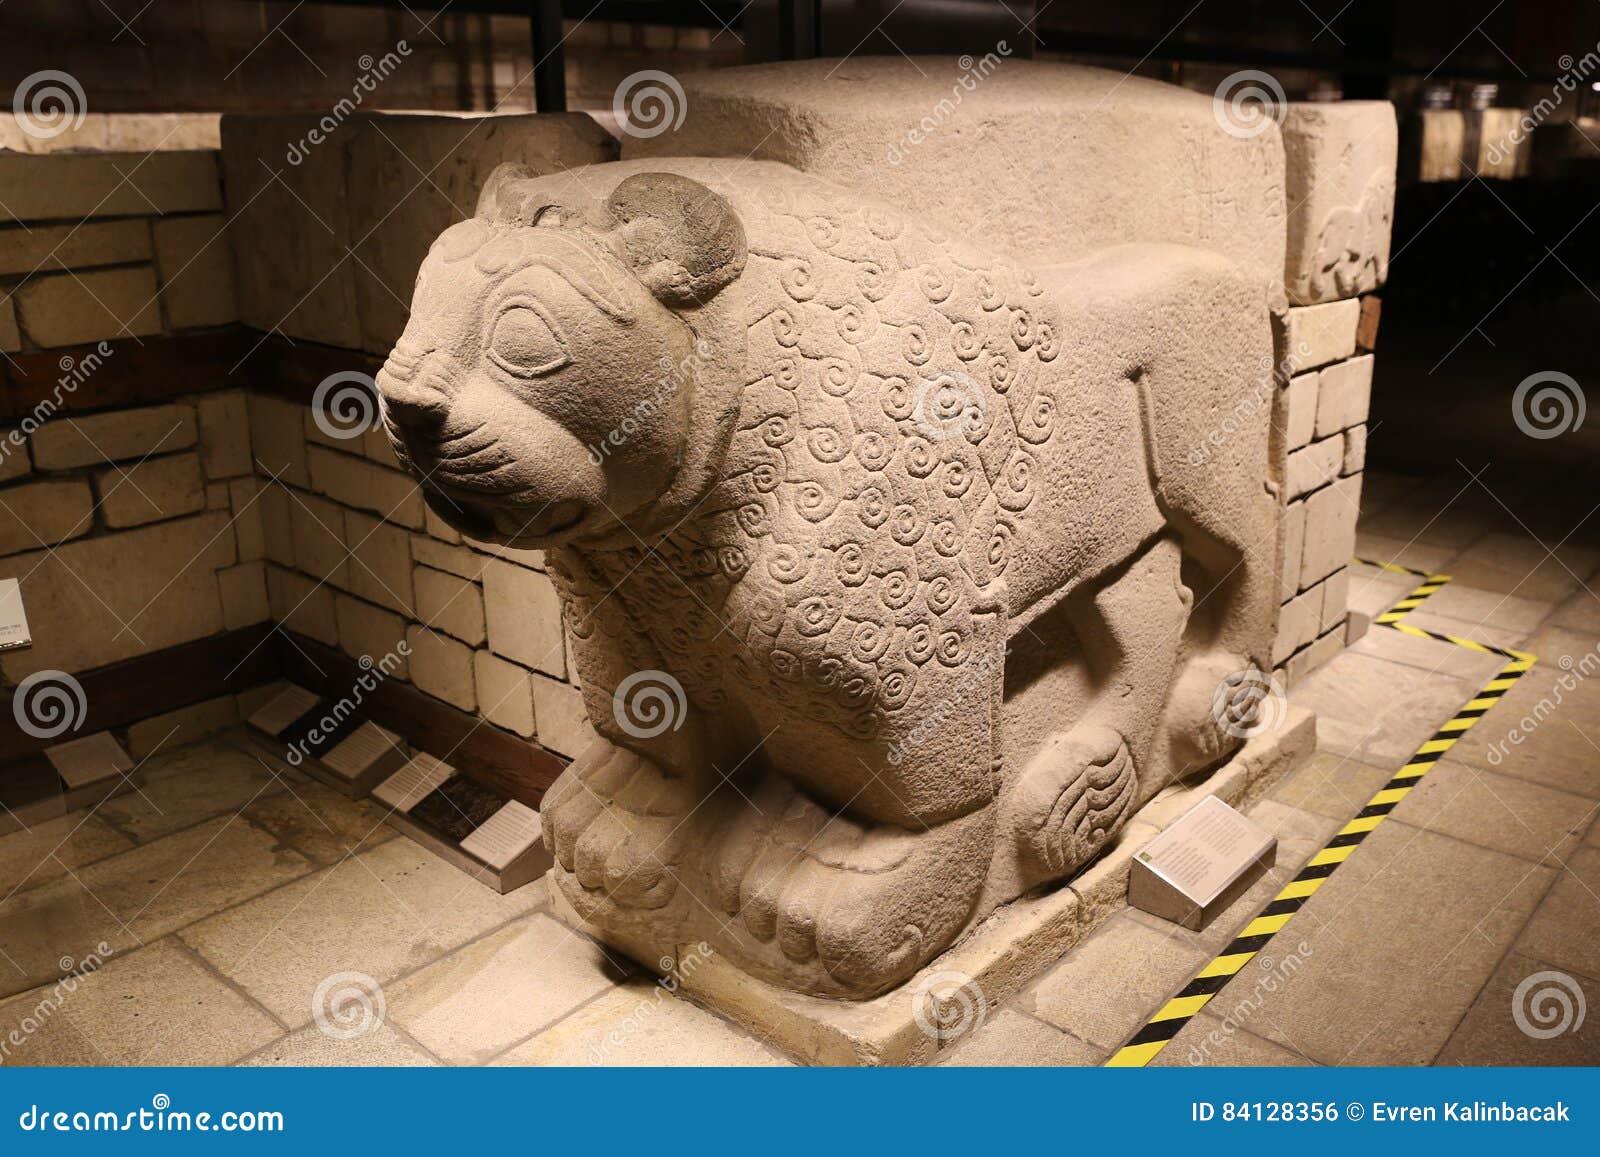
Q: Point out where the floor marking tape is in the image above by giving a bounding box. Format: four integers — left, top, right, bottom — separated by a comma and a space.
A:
1104, 559, 1536, 1067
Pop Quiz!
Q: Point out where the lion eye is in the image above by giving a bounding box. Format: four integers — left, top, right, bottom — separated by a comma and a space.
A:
488, 304, 568, 377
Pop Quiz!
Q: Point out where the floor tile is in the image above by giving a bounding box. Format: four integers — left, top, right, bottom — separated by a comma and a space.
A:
1439, 533, 1600, 603
1293, 650, 1477, 767
179, 837, 540, 1028
388, 913, 622, 1065
1153, 1010, 1318, 1067
1419, 584, 1553, 635
1352, 534, 1456, 576
1446, 663, 1600, 799
96, 740, 286, 843
1358, 501, 1489, 550
238, 1022, 438, 1067
1348, 620, 1505, 682
1233, 820, 1553, 1065
243, 776, 398, 866
936, 1008, 1102, 1067
1516, 847, 1600, 980
0, 811, 133, 898
1549, 589, 1600, 634
1434, 951, 1600, 1065
1394, 760, 1596, 866
1399, 610, 1530, 650
1268, 752, 1398, 823
494, 977, 791, 1067
1346, 569, 1418, 619
0, 939, 281, 1066
1028, 915, 1210, 1050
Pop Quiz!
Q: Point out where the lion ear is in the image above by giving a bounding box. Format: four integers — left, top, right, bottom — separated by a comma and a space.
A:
604, 172, 747, 308
475, 162, 537, 218
475, 162, 585, 226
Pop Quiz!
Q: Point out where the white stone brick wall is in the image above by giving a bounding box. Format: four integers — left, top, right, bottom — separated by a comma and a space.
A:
1270, 101, 1397, 688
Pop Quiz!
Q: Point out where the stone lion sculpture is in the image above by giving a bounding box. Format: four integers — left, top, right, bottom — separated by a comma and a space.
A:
378, 157, 1278, 999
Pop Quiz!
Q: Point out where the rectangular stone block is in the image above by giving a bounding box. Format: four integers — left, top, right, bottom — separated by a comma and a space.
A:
248, 393, 310, 489
1314, 354, 1374, 438
0, 434, 29, 482
346, 112, 618, 353
1281, 102, 1397, 305
1280, 498, 1307, 601
0, 513, 234, 682
307, 445, 425, 529
411, 533, 487, 580
96, 451, 206, 528
0, 477, 93, 555
197, 390, 251, 479
334, 593, 410, 677
1342, 424, 1367, 476
1283, 371, 1318, 451
343, 510, 414, 614
1286, 434, 1342, 499
13, 267, 162, 348
266, 564, 337, 646
1319, 566, 1350, 634
1356, 295, 1381, 350
0, 219, 153, 276
404, 625, 476, 711
474, 650, 535, 738
288, 490, 350, 587
0, 150, 221, 223
1299, 474, 1361, 589
1416, 110, 1465, 182
1283, 299, 1359, 374
219, 116, 360, 346
483, 559, 565, 678
218, 561, 270, 629
153, 213, 238, 329
30, 402, 196, 469
414, 565, 485, 645
530, 672, 596, 758
257, 481, 295, 567
0, 297, 16, 352
1272, 584, 1320, 667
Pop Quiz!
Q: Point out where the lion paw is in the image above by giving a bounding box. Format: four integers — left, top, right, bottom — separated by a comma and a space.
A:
714, 783, 992, 997
1012, 723, 1138, 883
542, 741, 697, 909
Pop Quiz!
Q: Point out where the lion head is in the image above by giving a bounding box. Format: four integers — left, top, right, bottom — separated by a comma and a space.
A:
377, 168, 748, 547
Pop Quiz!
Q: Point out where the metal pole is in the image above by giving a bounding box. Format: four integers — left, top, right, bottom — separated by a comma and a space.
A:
531, 0, 567, 112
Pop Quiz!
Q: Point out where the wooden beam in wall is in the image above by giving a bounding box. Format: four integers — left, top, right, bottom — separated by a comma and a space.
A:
0, 623, 278, 763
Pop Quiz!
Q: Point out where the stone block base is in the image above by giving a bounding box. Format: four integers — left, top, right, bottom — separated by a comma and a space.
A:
547, 704, 1316, 1066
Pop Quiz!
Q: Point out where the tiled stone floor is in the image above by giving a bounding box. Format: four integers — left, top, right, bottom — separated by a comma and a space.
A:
1, 466, 1597, 1067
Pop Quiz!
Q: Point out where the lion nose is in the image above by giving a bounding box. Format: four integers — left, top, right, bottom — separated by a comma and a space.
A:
376, 365, 451, 430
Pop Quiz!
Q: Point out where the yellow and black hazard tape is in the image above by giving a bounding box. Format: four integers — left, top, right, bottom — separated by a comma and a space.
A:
1105, 560, 1537, 1067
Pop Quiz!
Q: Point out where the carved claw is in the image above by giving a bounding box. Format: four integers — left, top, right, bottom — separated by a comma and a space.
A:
1013, 724, 1138, 884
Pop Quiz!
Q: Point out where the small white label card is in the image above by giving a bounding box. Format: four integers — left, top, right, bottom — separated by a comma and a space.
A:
322, 722, 405, 780
373, 753, 454, 813
1135, 794, 1275, 908
0, 578, 31, 652
460, 801, 543, 869
247, 684, 321, 737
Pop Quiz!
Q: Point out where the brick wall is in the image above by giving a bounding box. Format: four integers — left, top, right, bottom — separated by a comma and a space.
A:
1270, 101, 1398, 687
